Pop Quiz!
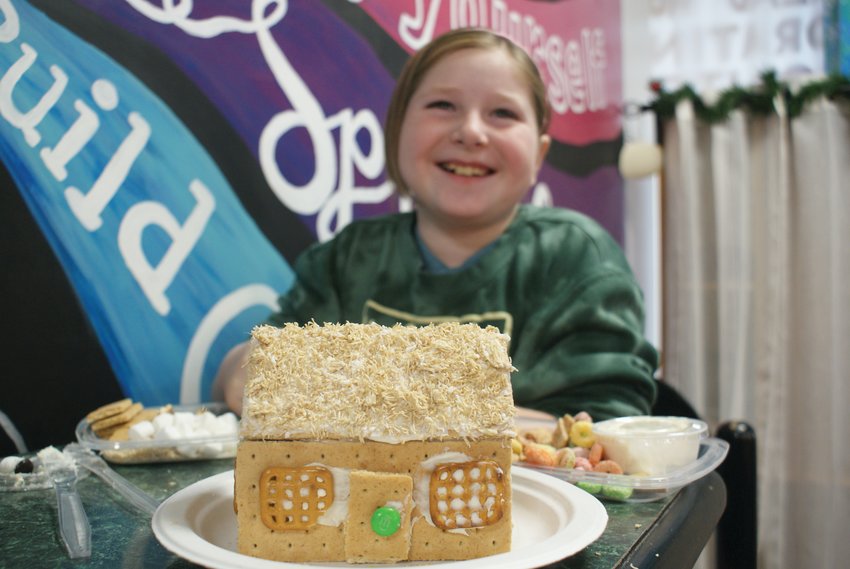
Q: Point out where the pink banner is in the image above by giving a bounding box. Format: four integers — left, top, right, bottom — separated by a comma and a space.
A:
360, 0, 622, 145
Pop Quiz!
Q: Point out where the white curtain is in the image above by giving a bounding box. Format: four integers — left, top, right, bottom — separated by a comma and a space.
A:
660, 93, 850, 568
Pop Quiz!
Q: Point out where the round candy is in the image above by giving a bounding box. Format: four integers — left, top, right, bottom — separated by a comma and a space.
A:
569, 420, 596, 448
14, 458, 34, 474
370, 506, 401, 537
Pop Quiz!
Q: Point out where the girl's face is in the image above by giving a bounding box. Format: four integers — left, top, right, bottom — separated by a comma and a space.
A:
398, 47, 550, 232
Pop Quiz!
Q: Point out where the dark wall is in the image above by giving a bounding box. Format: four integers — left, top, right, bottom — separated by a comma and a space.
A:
1, 163, 123, 455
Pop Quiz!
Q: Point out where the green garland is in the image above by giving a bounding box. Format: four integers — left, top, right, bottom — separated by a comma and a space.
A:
648, 71, 850, 122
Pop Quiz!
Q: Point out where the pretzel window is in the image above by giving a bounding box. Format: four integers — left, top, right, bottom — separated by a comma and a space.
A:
259, 466, 334, 531
429, 460, 505, 530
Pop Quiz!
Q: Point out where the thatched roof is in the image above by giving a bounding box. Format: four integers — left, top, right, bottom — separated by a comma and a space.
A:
239, 322, 515, 442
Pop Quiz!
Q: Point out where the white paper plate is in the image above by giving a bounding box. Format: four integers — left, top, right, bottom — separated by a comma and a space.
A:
152, 467, 607, 568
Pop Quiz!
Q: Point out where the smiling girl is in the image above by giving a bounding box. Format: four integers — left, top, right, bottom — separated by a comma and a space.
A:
214, 29, 658, 420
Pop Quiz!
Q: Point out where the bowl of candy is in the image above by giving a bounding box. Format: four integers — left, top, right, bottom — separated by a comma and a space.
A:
513, 413, 727, 502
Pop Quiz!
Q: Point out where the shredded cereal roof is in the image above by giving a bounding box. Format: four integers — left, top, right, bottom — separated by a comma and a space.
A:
239, 322, 516, 442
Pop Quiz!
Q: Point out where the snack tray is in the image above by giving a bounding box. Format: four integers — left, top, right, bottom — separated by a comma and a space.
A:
515, 437, 729, 503
75, 402, 238, 464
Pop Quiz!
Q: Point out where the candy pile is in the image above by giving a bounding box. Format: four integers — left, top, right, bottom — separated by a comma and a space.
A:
512, 412, 633, 500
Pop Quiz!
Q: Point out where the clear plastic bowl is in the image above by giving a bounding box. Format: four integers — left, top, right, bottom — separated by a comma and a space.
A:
75, 403, 239, 464
514, 416, 725, 502
592, 416, 708, 476
515, 437, 728, 502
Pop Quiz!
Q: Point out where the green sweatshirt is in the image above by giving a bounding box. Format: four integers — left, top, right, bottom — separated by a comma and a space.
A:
267, 205, 658, 419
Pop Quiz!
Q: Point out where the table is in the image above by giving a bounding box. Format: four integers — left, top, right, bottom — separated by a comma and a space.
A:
0, 458, 725, 568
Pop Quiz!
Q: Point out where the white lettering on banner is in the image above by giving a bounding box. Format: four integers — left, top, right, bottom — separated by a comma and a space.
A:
126, 0, 391, 242
64, 112, 152, 231
399, 0, 442, 50
401, 0, 609, 117
254, 1, 336, 217
316, 107, 394, 241
118, 180, 215, 316
0, 0, 295, 402
530, 181, 552, 207
180, 283, 280, 403
41, 79, 117, 182
0, 43, 67, 147
0, 0, 20, 42
0, 0, 215, 318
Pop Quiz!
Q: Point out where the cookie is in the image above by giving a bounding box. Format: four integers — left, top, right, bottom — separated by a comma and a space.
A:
85, 398, 133, 423
106, 407, 160, 442
91, 402, 143, 437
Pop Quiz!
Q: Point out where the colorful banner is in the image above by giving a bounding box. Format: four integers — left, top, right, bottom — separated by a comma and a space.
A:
0, 1, 294, 403
1, 0, 624, 407
359, 0, 622, 146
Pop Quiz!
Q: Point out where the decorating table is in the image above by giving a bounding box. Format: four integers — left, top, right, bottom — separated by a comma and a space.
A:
0, 455, 725, 568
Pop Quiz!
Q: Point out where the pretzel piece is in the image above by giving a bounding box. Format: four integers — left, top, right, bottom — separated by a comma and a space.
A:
429, 460, 505, 530
259, 466, 334, 531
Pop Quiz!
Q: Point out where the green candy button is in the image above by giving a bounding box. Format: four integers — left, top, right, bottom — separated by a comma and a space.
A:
371, 506, 401, 537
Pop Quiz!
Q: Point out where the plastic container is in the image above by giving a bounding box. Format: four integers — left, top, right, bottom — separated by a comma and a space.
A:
75, 403, 239, 464
514, 416, 726, 502
516, 437, 728, 502
592, 416, 708, 476
0, 447, 88, 492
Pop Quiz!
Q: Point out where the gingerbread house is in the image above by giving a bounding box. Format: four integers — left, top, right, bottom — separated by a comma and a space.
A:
234, 321, 516, 563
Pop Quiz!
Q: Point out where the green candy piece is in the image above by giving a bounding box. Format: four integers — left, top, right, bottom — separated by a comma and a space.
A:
576, 481, 603, 495
601, 485, 634, 501
371, 506, 402, 537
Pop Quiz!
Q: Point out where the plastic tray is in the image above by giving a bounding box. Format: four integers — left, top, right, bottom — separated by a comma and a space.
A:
515, 437, 729, 502
0, 461, 53, 492
75, 402, 239, 464
0, 447, 88, 492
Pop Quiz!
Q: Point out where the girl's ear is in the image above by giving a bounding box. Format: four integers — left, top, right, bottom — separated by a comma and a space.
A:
535, 134, 551, 172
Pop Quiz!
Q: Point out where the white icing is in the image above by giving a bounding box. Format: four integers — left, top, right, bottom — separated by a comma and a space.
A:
412, 452, 472, 527
310, 464, 350, 527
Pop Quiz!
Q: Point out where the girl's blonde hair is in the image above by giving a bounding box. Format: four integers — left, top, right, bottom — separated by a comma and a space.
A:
384, 28, 550, 196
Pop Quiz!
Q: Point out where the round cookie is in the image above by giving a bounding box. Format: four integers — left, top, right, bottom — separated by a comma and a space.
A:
85, 398, 133, 423
90, 402, 143, 437
106, 407, 161, 442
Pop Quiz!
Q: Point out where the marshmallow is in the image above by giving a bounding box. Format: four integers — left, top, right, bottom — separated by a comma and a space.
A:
151, 413, 174, 431
124, 409, 239, 459
213, 413, 239, 436
0, 456, 21, 474
128, 421, 156, 441
172, 412, 196, 432
156, 425, 183, 441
